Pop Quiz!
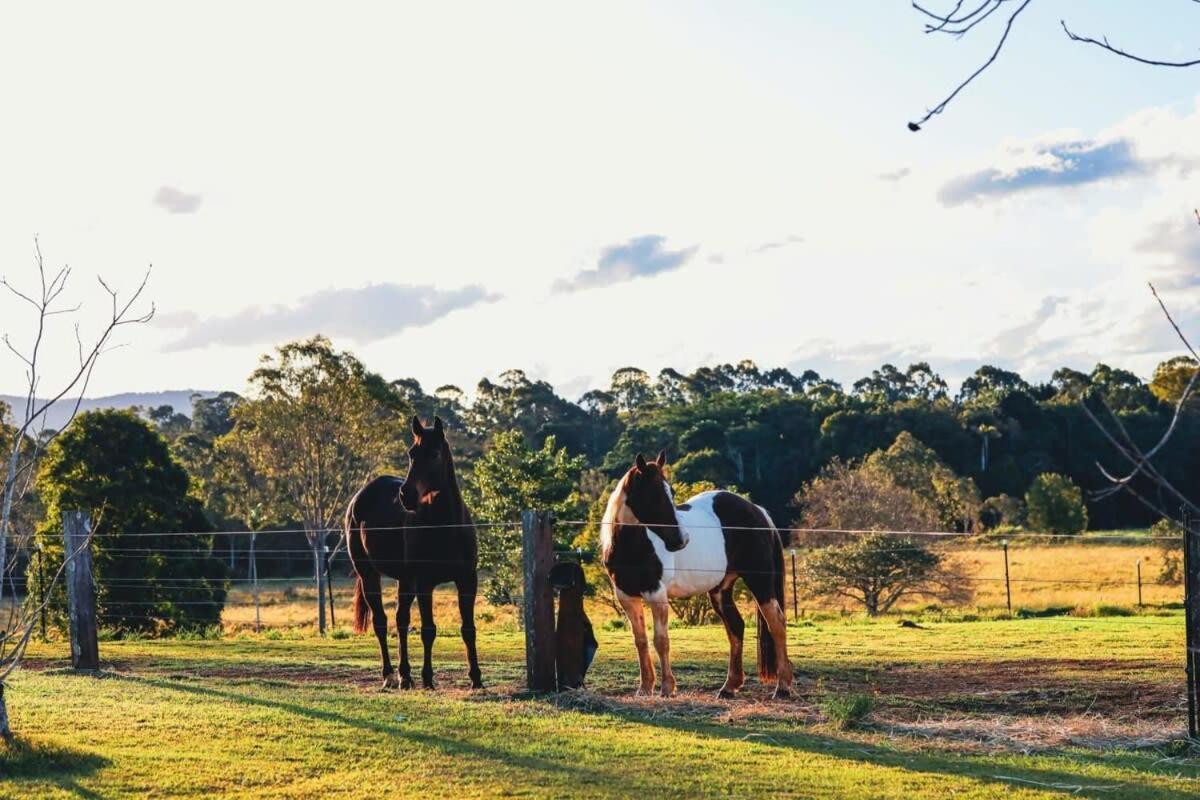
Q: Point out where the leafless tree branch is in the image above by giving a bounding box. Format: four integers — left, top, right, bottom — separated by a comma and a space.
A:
1061, 19, 1200, 68
910, 1, 1200, 129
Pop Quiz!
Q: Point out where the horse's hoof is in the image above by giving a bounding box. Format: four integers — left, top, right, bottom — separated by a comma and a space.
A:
716, 688, 737, 700
470, 680, 484, 690
382, 673, 399, 690
772, 687, 792, 700
400, 677, 414, 690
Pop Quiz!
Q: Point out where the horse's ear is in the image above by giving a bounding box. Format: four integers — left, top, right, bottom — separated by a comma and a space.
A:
635, 453, 648, 472
433, 416, 444, 434
411, 415, 425, 438
655, 450, 666, 468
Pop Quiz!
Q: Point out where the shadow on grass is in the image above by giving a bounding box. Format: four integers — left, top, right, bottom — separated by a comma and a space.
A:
111, 671, 1194, 800
0, 738, 110, 799
542, 691, 1198, 800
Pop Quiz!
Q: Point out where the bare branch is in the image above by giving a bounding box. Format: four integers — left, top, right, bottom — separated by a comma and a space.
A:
909, 0, 1033, 131
1061, 19, 1200, 68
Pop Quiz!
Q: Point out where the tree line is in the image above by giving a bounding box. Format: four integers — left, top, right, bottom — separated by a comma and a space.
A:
8, 335, 1198, 631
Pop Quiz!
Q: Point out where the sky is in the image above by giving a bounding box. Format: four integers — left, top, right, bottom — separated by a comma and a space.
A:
1, 1, 1198, 403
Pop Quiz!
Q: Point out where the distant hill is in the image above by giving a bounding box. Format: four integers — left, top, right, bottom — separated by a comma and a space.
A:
0, 390, 222, 431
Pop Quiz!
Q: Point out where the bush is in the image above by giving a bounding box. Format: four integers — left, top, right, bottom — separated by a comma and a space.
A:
820, 692, 874, 730
1152, 518, 1184, 585
795, 459, 940, 540
802, 531, 972, 616
28, 410, 228, 634
1024, 473, 1087, 535
979, 495, 1024, 530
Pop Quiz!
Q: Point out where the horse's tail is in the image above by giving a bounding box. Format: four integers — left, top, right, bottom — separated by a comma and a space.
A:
345, 494, 372, 635
757, 528, 786, 681
352, 573, 370, 634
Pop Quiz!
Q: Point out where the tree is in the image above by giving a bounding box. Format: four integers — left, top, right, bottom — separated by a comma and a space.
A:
795, 459, 941, 538
217, 336, 404, 634
803, 532, 971, 616
190, 391, 241, 439
1150, 356, 1199, 408
0, 239, 153, 741
908, 2, 1199, 131
865, 432, 980, 531
29, 411, 227, 633
957, 366, 1030, 407
1024, 473, 1088, 535
466, 431, 586, 605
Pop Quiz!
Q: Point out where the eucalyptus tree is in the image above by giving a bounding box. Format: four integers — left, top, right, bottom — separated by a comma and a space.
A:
219, 336, 405, 634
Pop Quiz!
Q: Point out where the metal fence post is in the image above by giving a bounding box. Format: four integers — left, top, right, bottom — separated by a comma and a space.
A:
790, 548, 799, 622
1002, 538, 1012, 615
522, 510, 556, 692
36, 543, 47, 641
63, 511, 99, 671
1184, 509, 1200, 739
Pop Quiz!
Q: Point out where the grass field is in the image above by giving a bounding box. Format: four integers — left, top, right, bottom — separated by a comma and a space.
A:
4, 613, 1198, 798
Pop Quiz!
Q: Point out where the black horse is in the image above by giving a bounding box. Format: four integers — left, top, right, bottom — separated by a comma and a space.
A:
346, 416, 482, 690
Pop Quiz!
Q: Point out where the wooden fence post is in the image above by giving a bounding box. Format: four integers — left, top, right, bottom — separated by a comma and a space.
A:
522, 510, 556, 692
63, 511, 99, 671
1183, 510, 1200, 739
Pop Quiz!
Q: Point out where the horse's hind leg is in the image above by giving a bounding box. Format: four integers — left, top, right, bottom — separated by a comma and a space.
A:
456, 574, 483, 689
744, 575, 794, 699
364, 574, 396, 689
396, 586, 416, 690
417, 589, 437, 689
708, 587, 745, 699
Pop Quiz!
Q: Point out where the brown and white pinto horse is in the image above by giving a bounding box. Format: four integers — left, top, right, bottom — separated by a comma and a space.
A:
345, 416, 482, 690
601, 452, 793, 699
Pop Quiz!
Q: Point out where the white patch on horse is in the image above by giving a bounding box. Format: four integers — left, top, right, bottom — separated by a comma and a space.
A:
599, 479, 630, 560
655, 490, 727, 599
602, 480, 730, 601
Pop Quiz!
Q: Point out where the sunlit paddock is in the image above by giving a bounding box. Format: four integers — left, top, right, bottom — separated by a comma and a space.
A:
6, 614, 1193, 799
206, 538, 1179, 635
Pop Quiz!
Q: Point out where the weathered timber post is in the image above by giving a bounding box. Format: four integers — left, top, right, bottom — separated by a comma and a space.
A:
522, 510, 557, 692
63, 511, 99, 671
1184, 509, 1200, 739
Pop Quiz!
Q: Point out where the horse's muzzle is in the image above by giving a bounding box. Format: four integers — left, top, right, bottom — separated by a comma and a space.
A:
663, 532, 689, 552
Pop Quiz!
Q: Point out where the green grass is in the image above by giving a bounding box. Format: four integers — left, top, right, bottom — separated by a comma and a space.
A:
3, 616, 1198, 798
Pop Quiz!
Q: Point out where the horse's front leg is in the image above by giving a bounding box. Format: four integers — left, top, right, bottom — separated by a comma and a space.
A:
617, 592, 655, 695
417, 589, 437, 689
649, 601, 675, 697
456, 574, 483, 689
396, 587, 416, 690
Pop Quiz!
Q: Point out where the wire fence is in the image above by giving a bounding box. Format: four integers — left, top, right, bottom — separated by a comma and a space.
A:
6, 516, 1184, 639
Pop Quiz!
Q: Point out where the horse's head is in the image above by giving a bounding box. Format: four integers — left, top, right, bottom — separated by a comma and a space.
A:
400, 415, 454, 511
621, 451, 688, 552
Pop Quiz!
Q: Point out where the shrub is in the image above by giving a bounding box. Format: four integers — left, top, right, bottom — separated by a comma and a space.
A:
802, 532, 972, 616
1152, 518, 1184, 585
1024, 473, 1087, 535
28, 410, 227, 634
979, 495, 1024, 530
1087, 604, 1135, 618
794, 459, 940, 540
820, 692, 874, 730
